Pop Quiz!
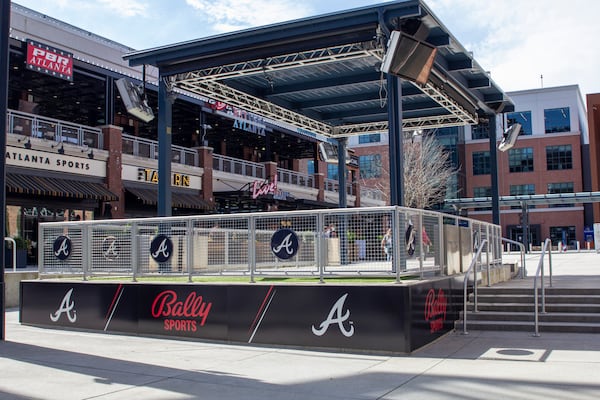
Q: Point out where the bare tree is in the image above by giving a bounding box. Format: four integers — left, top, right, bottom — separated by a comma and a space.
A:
357, 132, 457, 209
403, 133, 457, 209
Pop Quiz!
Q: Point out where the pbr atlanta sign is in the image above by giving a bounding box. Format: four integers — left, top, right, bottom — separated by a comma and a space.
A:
26, 39, 74, 81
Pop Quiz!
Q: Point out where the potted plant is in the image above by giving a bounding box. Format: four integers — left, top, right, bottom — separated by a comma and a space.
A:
4, 235, 28, 268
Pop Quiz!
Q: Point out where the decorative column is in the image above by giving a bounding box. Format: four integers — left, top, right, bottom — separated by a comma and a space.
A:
197, 145, 214, 205
102, 125, 124, 219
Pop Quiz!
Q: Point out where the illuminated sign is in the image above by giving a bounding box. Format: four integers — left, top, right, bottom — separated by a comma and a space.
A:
26, 40, 73, 81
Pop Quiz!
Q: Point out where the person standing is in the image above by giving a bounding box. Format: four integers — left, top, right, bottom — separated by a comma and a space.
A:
381, 228, 393, 261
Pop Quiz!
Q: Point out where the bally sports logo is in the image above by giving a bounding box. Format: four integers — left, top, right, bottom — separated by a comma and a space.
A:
424, 288, 447, 333
151, 290, 212, 333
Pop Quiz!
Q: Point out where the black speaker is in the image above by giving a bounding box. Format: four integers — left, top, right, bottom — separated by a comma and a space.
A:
380, 31, 437, 85
116, 78, 155, 123
318, 142, 352, 164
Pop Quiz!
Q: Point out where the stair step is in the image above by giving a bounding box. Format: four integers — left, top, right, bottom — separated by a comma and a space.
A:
468, 303, 600, 313
456, 320, 600, 334
472, 287, 600, 296
461, 311, 600, 323
470, 295, 600, 304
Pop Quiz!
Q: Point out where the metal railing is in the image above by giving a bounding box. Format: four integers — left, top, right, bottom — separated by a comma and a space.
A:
533, 238, 553, 337
462, 239, 489, 335
277, 168, 315, 188
502, 237, 526, 279
6, 109, 103, 148
3, 237, 17, 272
212, 154, 266, 179
38, 206, 501, 283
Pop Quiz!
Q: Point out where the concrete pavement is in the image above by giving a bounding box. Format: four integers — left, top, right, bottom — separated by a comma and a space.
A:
1, 251, 600, 399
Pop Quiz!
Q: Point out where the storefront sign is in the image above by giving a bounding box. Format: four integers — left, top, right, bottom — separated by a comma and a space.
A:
6, 147, 105, 177
26, 39, 73, 81
137, 168, 191, 187
208, 99, 267, 136
251, 175, 277, 199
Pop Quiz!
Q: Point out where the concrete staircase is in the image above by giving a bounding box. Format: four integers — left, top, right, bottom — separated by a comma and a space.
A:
458, 286, 600, 333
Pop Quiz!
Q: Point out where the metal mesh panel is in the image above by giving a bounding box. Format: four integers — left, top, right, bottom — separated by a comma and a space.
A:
89, 222, 133, 275
37, 207, 503, 280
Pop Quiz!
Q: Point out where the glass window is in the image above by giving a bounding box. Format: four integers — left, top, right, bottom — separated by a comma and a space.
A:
547, 182, 574, 208
471, 120, 489, 140
506, 111, 532, 135
508, 147, 534, 172
472, 151, 490, 175
549, 226, 576, 247
358, 133, 381, 144
473, 187, 492, 210
510, 184, 535, 196
544, 107, 570, 133
473, 187, 492, 197
546, 145, 572, 170
307, 160, 314, 175
359, 154, 382, 179
510, 183, 535, 209
327, 164, 338, 180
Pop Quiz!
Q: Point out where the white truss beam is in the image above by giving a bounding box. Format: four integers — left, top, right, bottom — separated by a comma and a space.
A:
178, 43, 383, 83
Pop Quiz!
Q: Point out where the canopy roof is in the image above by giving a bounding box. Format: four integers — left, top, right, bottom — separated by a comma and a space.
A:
124, 0, 514, 139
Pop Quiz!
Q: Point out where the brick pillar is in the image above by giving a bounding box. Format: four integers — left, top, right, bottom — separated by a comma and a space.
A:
101, 125, 124, 219
315, 173, 325, 202
263, 161, 278, 181
197, 146, 214, 205
353, 179, 361, 207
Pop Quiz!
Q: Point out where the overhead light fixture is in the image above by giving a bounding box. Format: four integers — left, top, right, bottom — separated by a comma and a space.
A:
87, 150, 94, 159
58, 144, 65, 154
498, 123, 522, 152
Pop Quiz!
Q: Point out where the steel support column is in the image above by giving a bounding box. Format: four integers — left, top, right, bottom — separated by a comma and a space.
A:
158, 75, 173, 216
489, 115, 500, 225
0, 0, 10, 341
388, 76, 404, 206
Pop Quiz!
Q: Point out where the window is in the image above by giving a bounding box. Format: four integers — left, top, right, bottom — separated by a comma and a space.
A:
473, 187, 492, 197
544, 107, 570, 133
549, 226, 576, 247
359, 154, 382, 179
473, 187, 491, 210
358, 133, 381, 144
546, 145, 572, 170
327, 164, 338, 180
307, 160, 315, 175
508, 147, 534, 172
548, 182, 574, 208
510, 184, 535, 196
506, 111, 532, 135
510, 184, 535, 209
471, 120, 489, 140
472, 151, 490, 175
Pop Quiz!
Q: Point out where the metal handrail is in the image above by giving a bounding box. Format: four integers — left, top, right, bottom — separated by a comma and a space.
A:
502, 237, 527, 279
462, 238, 488, 335
533, 238, 553, 337
4, 237, 17, 272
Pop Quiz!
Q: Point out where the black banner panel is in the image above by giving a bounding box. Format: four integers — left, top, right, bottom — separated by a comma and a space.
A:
20, 279, 461, 353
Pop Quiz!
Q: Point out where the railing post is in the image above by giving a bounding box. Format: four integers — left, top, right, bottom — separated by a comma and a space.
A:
486, 224, 491, 287
187, 219, 193, 283
418, 211, 424, 279
249, 215, 256, 283
82, 224, 90, 281
131, 221, 138, 282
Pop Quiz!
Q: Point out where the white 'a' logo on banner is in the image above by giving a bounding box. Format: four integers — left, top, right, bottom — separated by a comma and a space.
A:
311, 293, 354, 337
50, 288, 77, 323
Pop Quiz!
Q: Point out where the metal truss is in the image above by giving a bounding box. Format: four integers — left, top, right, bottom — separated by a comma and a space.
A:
335, 116, 472, 137
178, 43, 383, 83
177, 79, 334, 136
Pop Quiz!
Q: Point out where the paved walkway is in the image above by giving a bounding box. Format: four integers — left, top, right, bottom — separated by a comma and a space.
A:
1, 251, 599, 399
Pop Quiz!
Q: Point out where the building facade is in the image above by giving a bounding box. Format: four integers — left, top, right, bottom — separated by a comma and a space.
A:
4, 4, 383, 267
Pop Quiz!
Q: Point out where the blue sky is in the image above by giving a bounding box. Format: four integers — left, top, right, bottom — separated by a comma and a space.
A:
12, 0, 600, 97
